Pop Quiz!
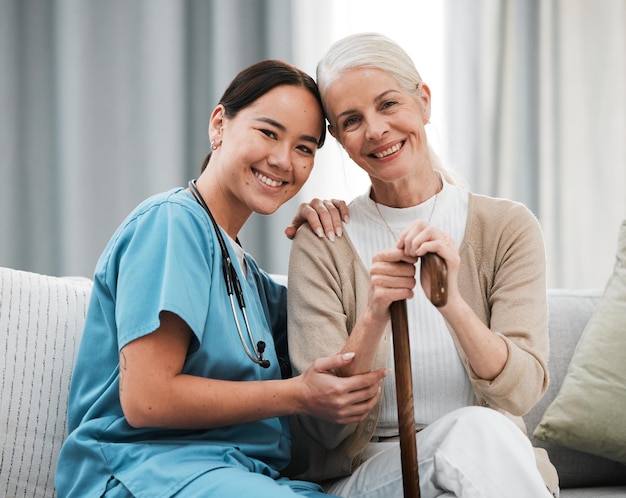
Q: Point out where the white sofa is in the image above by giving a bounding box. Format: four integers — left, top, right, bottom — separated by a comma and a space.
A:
1, 266, 625, 497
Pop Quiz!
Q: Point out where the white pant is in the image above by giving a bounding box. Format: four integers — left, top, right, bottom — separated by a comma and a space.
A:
326, 406, 553, 498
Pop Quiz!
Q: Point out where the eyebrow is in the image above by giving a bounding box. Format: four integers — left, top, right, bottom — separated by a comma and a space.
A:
256, 117, 320, 146
335, 89, 402, 121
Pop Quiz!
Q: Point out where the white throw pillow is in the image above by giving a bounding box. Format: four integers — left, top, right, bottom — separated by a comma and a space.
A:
0, 268, 92, 497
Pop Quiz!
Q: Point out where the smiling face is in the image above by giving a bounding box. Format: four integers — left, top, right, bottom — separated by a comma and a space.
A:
324, 67, 432, 200
203, 84, 323, 234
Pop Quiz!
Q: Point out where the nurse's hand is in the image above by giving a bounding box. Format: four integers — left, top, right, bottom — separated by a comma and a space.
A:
284, 198, 349, 241
297, 352, 389, 424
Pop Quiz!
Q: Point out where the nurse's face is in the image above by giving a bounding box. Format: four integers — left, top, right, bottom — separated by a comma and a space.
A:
324, 67, 430, 184
213, 84, 323, 217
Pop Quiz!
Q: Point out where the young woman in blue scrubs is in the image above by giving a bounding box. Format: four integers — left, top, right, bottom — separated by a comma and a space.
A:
55, 60, 389, 498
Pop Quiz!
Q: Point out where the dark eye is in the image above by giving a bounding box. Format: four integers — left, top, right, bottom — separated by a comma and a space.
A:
296, 144, 315, 155
261, 129, 278, 139
381, 100, 397, 110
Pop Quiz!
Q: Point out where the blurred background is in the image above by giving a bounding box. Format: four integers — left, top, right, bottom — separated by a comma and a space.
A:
1, 0, 624, 289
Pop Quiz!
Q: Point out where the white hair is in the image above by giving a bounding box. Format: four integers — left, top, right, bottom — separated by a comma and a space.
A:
317, 32, 461, 185
317, 32, 423, 102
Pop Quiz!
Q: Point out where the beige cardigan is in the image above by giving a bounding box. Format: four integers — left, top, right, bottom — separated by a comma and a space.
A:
285, 192, 558, 494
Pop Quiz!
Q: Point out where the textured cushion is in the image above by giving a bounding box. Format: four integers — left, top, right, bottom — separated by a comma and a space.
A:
0, 267, 92, 498
534, 221, 626, 465
525, 290, 626, 488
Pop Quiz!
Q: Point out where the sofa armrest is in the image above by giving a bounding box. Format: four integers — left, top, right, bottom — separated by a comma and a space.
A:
0, 267, 92, 497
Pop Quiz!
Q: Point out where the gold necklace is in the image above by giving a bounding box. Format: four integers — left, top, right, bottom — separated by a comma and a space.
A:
373, 178, 441, 241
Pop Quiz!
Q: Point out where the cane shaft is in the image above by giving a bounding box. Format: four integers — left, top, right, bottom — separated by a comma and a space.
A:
390, 299, 420, 498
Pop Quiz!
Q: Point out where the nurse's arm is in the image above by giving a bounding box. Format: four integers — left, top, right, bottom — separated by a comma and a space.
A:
119, 311, 387, 430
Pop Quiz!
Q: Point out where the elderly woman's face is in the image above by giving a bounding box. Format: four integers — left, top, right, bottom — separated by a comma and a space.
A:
324, 67, 430, 183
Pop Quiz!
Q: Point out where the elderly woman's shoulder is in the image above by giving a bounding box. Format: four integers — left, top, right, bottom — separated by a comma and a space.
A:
470, 191, 538, 220
467, 192, 542, 241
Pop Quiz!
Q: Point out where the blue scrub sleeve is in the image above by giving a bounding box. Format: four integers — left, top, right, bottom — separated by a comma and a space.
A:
110, 200, 215, 351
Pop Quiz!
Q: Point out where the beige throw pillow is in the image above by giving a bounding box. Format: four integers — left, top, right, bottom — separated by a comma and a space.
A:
533, 220, 626, 464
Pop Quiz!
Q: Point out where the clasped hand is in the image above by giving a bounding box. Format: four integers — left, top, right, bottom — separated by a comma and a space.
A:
298, 352, 389, 425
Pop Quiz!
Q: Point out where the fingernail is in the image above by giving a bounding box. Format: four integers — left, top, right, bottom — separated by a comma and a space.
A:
316, 227, 324, 238
342, 352, 355, 360
336, 228, 343, 237
327, 231, 335, 242
343, 215, 350, 223
384, 368, 392, 377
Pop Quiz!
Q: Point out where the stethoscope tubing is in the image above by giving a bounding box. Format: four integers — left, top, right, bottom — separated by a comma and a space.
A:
188, 180, 270, 368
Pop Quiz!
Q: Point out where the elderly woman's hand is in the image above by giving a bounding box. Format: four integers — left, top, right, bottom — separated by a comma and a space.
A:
397, 220, 460, 308
367, 247, 419, 321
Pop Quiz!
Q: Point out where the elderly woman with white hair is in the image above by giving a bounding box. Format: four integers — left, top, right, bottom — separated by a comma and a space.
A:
285, 32, 557, 498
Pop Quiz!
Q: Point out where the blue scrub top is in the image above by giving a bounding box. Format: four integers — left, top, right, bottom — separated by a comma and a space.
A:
56, 188, 290, 497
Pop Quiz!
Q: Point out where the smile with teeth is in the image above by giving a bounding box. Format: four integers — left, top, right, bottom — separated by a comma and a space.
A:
372, 141, 404, 158
254, 170, 285, 187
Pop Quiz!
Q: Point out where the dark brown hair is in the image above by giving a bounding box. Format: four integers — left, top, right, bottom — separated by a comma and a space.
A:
201, 59, 326, 172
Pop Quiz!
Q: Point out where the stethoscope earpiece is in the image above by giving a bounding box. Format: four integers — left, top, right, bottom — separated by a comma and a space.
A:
188, 180, 270, 369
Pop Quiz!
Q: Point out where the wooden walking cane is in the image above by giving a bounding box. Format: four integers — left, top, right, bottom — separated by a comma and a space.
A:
390, 253, 447, 498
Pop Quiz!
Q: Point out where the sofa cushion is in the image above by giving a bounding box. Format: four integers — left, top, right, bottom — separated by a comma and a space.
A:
525, 289, 626, 487
534, 221, 626, 467
0, 267, 92, 498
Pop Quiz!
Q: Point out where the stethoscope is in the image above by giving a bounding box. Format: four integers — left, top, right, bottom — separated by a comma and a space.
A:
188, 179, 270, 368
